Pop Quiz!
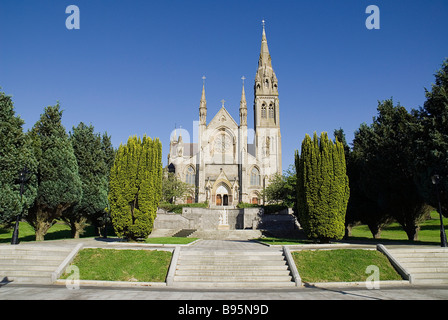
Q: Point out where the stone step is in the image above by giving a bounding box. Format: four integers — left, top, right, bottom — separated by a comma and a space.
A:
411, 278, 448, 285
391, 252, 448, 258
176, 264, 289, 271
178, 255, 284, 262
175, 269, 291, 276
406, 267, 448, 273
411, 272, 448, 279
398, 257, 448, 264
0, 259, 61, 266
388, 248, 448, 253
0, 245, 75, 284
180, 250, 282, 256
173, 275, 293, 282
0, 270, 54, 277
0, 275, 53, 284
0, 245, 72, 251
0, 265, 57, 272
176, 259, 287, 267
172, 281, 296, 288
0, 254, 67, 261
401, 261, 448, 268
188, 230, 262, 240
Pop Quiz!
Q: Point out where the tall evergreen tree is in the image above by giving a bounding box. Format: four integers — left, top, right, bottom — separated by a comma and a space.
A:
108, 135, 162, 240
352, 99, 430, 240
415, 59, 448, 216
27, 105, 82, 241
296, 132, 349, 242
0, 91, 37, 224
66, 122, 109, 238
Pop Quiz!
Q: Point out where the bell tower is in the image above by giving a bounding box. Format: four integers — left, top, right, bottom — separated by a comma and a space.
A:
253, 21, 282, 175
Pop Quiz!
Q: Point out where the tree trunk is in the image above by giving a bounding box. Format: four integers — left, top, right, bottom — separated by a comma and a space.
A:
368, 224, 382, 239
34, 211, 54, 241
404, 225, 419, 241
69, 216, 87, 239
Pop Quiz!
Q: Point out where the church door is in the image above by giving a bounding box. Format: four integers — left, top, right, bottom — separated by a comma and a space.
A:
223, 195, 228, 206
216, 194, 222, 206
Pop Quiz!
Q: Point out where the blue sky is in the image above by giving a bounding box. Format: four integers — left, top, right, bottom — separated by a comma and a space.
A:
1, 0, 448, 170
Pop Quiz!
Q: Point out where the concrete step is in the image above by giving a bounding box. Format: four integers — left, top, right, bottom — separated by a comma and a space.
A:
177, 259, 287, 267
173, 281, 296, 288
398, 257, 448, 264
388, 248, 448, 253
406, 267, 448, 273
178, 255, 284, 262
0, 265, 57, 272
176, 264, 289, 271
386, 246, 448, 285
0, 245, 74, 284
411, 278, 448, 285
173, 275, 293, 282
0, 270, 54, 277
0, 254, 68, 261
180, 250, 282, 256
411, 272, 448, 279
391, 252, 448, 258
188, 230, 262, 240
175, 270, 291, 276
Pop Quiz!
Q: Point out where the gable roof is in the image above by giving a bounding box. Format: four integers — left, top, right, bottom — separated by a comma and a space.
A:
207, 106, 238, 129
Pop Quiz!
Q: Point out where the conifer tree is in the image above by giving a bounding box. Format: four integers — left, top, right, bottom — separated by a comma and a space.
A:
296, 132, 349, 242
27, 105, 82, 241
0, 91, 37, 224
66, 122, 109, 238
109, 135, 162, 240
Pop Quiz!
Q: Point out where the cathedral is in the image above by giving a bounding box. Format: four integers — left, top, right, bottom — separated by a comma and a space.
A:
167, 24, 282, 206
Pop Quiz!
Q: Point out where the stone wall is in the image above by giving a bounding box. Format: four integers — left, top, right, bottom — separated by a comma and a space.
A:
154, 207, 298, 234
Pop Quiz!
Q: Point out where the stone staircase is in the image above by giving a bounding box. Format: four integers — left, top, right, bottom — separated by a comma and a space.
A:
188, 229, 262, 240
386, 247, 448, 285
172, 246, 295, 288
0, 245, 73, 284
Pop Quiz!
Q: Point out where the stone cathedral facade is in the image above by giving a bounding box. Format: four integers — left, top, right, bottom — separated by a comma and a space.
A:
167, 25, 282, 207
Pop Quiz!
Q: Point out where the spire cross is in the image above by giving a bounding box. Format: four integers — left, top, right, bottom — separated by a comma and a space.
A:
202, 75, 206, 84
221, 99, 226, 108
241, 76, 246, 85
262, 19, 265, 28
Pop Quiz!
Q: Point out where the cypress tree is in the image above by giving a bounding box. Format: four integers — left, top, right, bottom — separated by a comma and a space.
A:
109, 135, 162, 240
0, 91, 37, 225
295, 132, 350, 242
66, 122, 109, 238
27, 105, 82, 241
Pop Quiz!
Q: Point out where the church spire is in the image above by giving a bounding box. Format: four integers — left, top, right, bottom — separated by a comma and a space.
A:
255, 21, 278, 96
240, 76, 247, 126
258, 20, 272, 69
199, 76, 207, 125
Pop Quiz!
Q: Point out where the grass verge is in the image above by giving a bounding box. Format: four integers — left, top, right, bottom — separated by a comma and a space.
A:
292, 249, 402, 283
61, 248, 172, 282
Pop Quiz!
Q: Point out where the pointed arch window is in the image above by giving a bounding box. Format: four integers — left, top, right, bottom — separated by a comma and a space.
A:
186, 166, 195, 185
250, 167, 260, 186
269, 104, 274, 118
261, 104, 267, 118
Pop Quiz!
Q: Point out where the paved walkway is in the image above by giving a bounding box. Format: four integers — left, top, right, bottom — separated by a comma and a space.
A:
1, 283, 448, 300
2, 237, 448, 300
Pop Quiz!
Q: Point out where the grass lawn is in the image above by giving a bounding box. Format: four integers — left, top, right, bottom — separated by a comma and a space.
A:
61, 248, 172, 282
292, 249, 403, 283
145, 237, 198, 244
350, 211, 448, 244
0, 221, 97, 243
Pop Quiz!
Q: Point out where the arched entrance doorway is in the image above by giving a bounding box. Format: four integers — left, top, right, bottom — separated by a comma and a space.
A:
215, 184, 230, 206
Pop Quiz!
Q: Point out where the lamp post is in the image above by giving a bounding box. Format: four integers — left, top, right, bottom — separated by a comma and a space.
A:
11, 167, 28, 245
431, 174, 448, 248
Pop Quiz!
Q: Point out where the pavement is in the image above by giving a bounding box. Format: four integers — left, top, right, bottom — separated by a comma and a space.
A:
1, 237, 448, 301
